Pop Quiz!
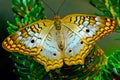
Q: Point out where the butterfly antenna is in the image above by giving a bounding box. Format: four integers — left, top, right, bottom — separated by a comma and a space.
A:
57, 0, 65, 14
41, 0, 55, 14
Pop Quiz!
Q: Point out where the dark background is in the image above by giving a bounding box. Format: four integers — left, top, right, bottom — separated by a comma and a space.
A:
0, 0, 120, 80
0, 0, 17, 80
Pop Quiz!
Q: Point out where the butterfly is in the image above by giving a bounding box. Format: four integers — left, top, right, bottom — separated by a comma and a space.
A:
2, 13, 116, 72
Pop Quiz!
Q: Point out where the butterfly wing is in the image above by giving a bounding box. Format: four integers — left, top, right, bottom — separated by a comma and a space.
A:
61, 14, 116, 65
2, 20, 54, 55
2, 20, 64, 72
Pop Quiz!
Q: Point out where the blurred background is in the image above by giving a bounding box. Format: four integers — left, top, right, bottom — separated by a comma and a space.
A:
0, 0, 120, 80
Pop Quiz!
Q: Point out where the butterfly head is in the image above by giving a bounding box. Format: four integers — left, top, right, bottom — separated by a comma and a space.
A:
54, 14, 61, 20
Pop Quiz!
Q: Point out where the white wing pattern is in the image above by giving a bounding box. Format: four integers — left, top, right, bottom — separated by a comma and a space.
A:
2, 14, 116, 72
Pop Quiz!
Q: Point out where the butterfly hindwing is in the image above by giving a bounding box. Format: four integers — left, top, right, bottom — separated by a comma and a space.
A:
61, 25, 93, 65
2, 20, 54, 55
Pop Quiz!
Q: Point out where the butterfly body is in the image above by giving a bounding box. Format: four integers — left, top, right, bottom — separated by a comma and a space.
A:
2, 14, 116, 72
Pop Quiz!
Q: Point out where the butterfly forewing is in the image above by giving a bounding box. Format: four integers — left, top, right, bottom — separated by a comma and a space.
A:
62, 14, 116, 43
2, 20, 54, 55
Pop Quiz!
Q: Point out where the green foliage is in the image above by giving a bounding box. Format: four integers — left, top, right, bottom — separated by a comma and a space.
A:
93, 50, 120, 80
9, 52, 47, 80
7, 0, 46, 34
90, 0, 120, 33
89, 0, 119, 17
12, 0, 46, 24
